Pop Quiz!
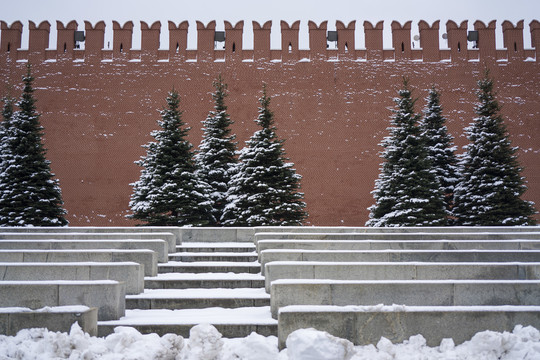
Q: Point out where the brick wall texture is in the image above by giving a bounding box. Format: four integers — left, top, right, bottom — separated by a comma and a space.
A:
1, 19, 539, 225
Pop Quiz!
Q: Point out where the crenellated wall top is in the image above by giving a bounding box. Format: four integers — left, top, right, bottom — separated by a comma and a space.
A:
0, 19, 538, 63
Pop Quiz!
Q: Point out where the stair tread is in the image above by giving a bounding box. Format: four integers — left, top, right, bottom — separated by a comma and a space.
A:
161, 261, 260, 267
98, 306, 276, 325
146, 272, 264, 280
172, 252, 256, 256
127, 288, 269, 299
179, 242, 256, 248
115, 238, 268, 331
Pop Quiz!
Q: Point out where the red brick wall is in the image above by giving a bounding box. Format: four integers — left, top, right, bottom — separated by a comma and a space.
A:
1, 19, 539, 226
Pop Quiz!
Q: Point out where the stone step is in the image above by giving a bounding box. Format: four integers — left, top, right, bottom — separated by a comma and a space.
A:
0, 238, 169, 262
278, 304, 540, 349
177, 242, 256, 253
0, 227, 182, 248
144, 272, 265, 289
97, 307, 277, 338
176, 228, 255, 243
253, 226, 540, 234
256, 239, 540, 252
1, 305, 98, 336
270, 279, 540, 318
0, 280, 125, 321
99, 322, 277, 338
0, 249, 158, 276
260, 249, 540, 274
158, 261, 261, 274
255, 232, 540, 243
126, 288, 270, 310
0, 261, 144, 295
264, 261, 540, 292
0, 232, 177, 255
169, 252, 258, 262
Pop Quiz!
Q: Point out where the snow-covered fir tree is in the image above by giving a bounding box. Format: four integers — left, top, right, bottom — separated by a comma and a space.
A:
0, 96, 14, 224
366, 78, 447, 227
128, 89, 214, 226
0, 65, 68, 226
452, 71, 536, 225
221, 86, 307, 226
0, 95, 14, 143
195, 75, 237, 225
420, 87, 460, 217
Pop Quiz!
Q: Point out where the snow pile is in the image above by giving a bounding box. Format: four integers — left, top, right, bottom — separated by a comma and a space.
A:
0, 305, 90, 313
281, 326, 540, 360
0, 324, 184, 360
180, 323, 223, 360
220, 331, 279, 360
284, 328, 355, 359
1, 323, 540, 359
350, 326, 540, 360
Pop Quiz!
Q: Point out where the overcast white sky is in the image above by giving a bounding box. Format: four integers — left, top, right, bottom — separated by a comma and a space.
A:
2, 0, 538, 50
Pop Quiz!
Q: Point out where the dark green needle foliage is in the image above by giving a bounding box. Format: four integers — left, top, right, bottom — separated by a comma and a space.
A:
221, 86, 307, 226
0, 65, 68, 226
453, 71, 536, 225
128, 89, 214, 226
367, 77, 446, 227
420, 86, 460, 218
195, 75, 238, 225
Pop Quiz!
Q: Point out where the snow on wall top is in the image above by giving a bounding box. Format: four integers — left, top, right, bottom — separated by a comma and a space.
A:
0, 19, 539, 63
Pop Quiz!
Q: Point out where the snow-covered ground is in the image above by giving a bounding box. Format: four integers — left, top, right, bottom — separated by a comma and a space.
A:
1, 322, 539, 360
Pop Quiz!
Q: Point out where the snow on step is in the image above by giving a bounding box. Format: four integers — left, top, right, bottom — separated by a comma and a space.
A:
171, 242, 259, 262
99, 306, 277, 325
144, 272, 265, 289
97, 306, 278, 337
127, 288, 270, 299
179, 242, 256, 248
160, 261, 260, 266
112, 240, 272, 336
177, 242, 256, 253
170, 252, 258, 262
159, 261, 261, 274
126, 288, 270, 309
180, 242, 256, 247
171, 252, 257, 256
146, 272, 264, 280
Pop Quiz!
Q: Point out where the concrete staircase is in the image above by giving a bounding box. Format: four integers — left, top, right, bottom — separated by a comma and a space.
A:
3, 226, 540, 345
254, 228, 540, 348
97, 242, 277, 337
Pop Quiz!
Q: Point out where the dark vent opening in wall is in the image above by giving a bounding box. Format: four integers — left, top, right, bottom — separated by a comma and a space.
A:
7, 43, 10, 52
458, 42, 461, 52
401, 42, 404, 52
120, 43, 123, 53
514, 42, 517, 52
232, 42, 236, 53
288, 42, 292, 53
345, 42, 348, 52
176, 42, 179, 53
64, 43, 67, 53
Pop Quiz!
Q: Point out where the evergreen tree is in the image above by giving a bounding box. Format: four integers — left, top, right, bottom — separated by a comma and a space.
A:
0, 95, 14, 149
0, 65, 68, 226
128, 89, 214, 226
1, 95, 14, 131
453, 71, 537, 225
366, 78, 446, 227
221, 86, 307, 226
0, 96, 15, 223
195, 75, 237, 225
420, 87, 460, 216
